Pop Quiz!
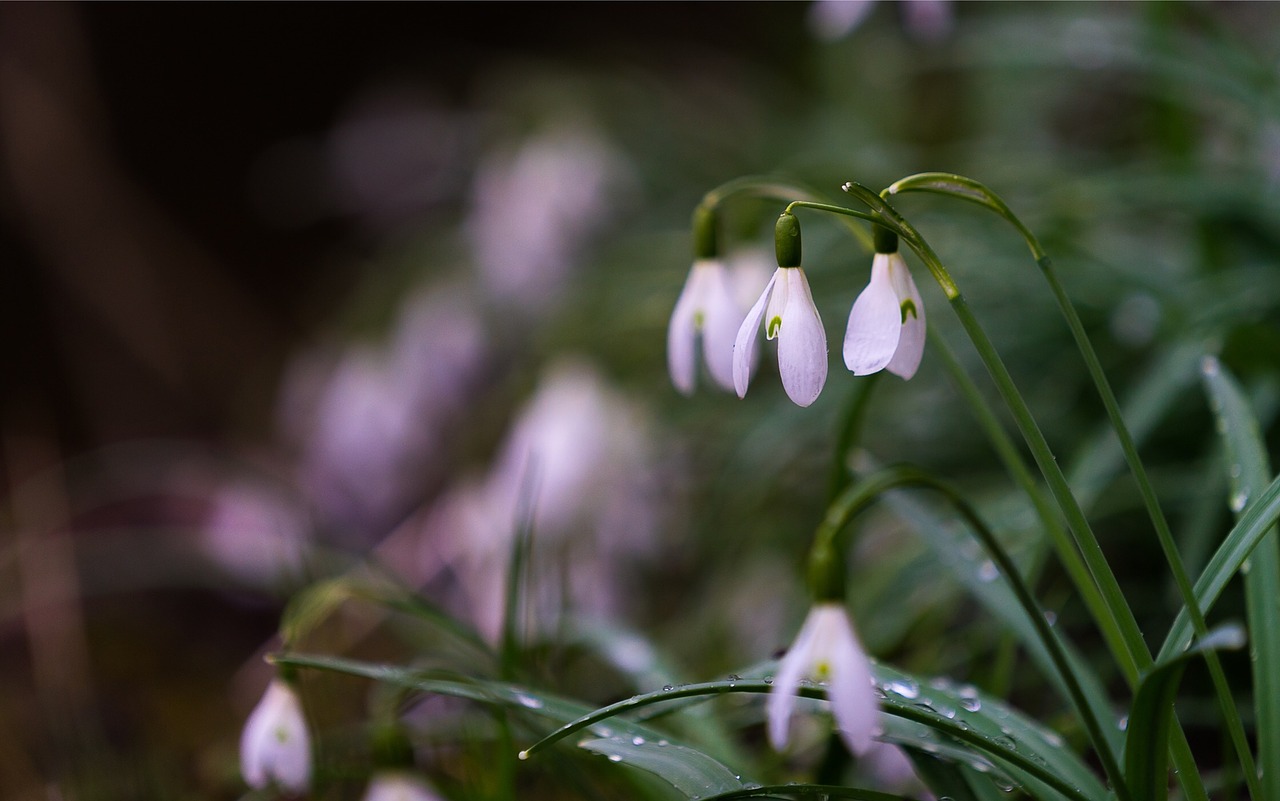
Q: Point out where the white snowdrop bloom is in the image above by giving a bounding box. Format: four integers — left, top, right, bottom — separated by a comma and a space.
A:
734, 266, 828, 407
767, 603, 878, 756
240, 679, 311, 794
843, 250, 926, 380
668, 258, 740, 394
361, 771, 445, 801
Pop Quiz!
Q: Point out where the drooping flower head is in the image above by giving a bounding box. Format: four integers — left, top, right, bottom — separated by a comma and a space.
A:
668, 205, 743, 394
240, 677, 312, 795
767, 602, 878, 756
843, 228, 926, 380
733, 212, 828, 407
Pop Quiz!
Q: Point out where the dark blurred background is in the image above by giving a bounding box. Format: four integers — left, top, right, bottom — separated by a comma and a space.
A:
6, 2, 1280, 799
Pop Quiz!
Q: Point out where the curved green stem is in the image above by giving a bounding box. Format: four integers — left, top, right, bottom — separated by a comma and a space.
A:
698, 177, 875, 252
891, 171, 1256, 801
810, 465, 1128, 801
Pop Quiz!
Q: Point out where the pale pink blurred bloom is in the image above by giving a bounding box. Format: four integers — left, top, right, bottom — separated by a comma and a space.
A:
860, 741, 928, 796
808, 0, 953, 43
808, 0, 876, 41
361, 772, 445, 801
202, 481, 310, 585
327, 89, 475, 232
466, 125, 631, 311
285, 287, 487, 531
240, 679, 311, 794
727, 247, 777, 313
901, 0, 954, 42
424, 360, 661, 641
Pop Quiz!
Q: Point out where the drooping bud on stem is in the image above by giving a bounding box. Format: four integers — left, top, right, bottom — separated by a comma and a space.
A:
807, 538, 846, 602
693, 204, 720, 260
775, 212, 802, 268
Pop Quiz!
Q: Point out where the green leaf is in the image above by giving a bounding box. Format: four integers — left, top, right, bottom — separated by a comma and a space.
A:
1202, 358, 1280, 801
701, 785, 914, 801
1157, 469, 1280, 660
271, 652, 758, 794
578, 736, 746, 799
1125, 625, 1247, 801
523, 662, 1104, 801
878, 485, 1123, 757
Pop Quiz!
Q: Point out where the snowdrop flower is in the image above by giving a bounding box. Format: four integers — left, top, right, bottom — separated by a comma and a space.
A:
362, 771, 445, 801
767, 603, 878, 756
734, 213, 828, 407
240, 679, 311, 794
843, 238, 926, 380
668, 258, 739, 394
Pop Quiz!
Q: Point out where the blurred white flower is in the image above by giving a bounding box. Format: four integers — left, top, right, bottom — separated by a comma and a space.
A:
361, 771, 444, 801
202, 481, 309, 585
425, 359, 661, 641
808, 0, 876, 41
767, 603, 878, 756
466, 124, 630, 311
286, 286, 487, 531
843, 251, 926, 380
860, 741, 927, 795
668, 258, 739, 394
808, 0, 953, 43
240, 679, 311, 794
734, 267, 828, 407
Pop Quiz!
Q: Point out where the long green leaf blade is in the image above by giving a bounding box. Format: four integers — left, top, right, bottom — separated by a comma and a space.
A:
1125, 626, 1246, 801
1203, 357, 1280, 801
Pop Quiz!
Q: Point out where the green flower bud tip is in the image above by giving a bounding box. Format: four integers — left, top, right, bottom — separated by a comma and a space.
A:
693, 204, 719, 260
774, 212, 802, 268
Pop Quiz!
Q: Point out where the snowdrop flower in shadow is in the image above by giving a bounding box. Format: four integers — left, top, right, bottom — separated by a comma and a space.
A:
734, 213, 827, 407
362, 771, 445, 801
240, 679, 311, 794
669, 258, 739, 393
843, 230, 926, 380
767, 603, 878, 756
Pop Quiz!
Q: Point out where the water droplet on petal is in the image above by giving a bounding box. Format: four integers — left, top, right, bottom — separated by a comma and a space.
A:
632, 736, 645, 746
608, 754, 623, 763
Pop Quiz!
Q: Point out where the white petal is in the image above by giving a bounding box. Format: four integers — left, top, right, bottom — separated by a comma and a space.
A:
734, 271, 778, 398
700, 263, 742, 392
363, 772, 445, 801
240, 680, 312, 793
666, 264, 703, 395
885, 255, 926, 380
843, 255, 902, 376
776, 269, 827, 407
766, 608, 822, 750
819, 607, 878, 756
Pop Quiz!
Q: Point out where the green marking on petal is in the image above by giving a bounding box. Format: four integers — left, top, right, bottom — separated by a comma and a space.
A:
274, 726, 289, 744
767, 316, 782, 339
900, 299, 918, 324
693, 310, 705, 328
816, 660, 832, 680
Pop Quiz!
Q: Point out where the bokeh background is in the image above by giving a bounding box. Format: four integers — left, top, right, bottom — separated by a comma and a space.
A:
5, 2, 1280, 799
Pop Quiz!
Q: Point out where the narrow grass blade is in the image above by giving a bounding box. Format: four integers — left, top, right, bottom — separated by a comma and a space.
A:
1125, 625, 1247, 801
1158, 469, 1280, 659
1203, 357, 1280, 801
